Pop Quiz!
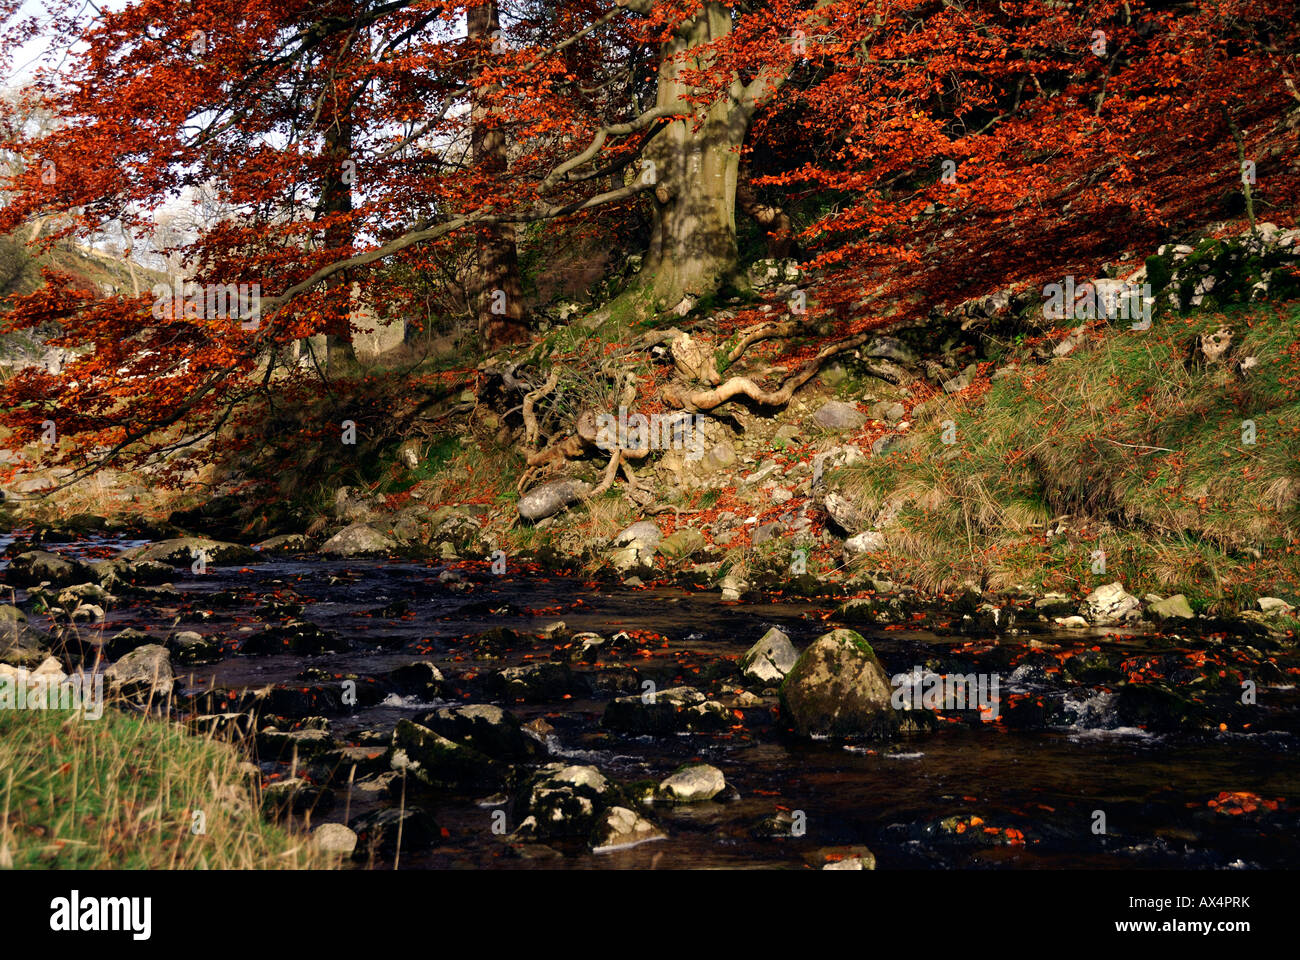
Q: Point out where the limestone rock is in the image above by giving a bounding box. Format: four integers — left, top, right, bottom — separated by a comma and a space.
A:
320, 523, 398, 557
869, 401, 905, 423
105, 644, 174, 700
813, 400, 867, 432
611, 520, 662, 549
739, 627, 798, 685
121, 538, 256, 566
654, 763, 727, 803
518, 479, 591, 522
780, 629, 896, 737
1080, 582, 1141, 625
312, 822, 359, 856
843, 531, 886, 557
590, 806, 665, 853
822, 492, 863, 533
1147, 594, 1194, 620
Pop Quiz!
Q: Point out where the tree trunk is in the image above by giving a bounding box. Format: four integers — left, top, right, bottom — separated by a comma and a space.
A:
320, 100, 357, 370
640, 2, 752, 308
470, 1, 528, 347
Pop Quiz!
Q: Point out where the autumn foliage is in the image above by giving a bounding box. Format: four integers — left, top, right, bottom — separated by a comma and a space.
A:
0, 0, 1296, 488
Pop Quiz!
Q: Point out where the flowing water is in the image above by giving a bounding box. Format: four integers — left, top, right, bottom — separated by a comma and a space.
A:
8, 537, 1299, 870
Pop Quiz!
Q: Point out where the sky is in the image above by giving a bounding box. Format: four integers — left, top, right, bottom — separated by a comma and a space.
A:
5, 0, 128, 87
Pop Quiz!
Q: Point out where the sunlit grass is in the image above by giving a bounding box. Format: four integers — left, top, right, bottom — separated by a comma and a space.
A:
834, 301, 1300, 601
0, 705, 330, 870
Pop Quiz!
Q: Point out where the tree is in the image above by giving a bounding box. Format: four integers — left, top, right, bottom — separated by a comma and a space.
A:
469, 0, 528, 344
312, 1, 365, 368
0, 1, 1296, 488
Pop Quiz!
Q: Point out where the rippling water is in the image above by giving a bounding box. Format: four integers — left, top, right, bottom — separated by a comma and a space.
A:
7, 537, 1298, 869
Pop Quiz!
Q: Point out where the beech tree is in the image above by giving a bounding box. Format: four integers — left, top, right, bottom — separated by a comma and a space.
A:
468, 0, 527, 344
0, 1, 1296, 487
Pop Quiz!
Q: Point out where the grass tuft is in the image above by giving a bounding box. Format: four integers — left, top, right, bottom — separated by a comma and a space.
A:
0, 706, 329, 869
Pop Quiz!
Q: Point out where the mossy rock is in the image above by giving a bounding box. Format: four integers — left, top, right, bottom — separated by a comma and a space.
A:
390, 719, 502, 791
779, 629, 898, 738
659, 528, 707, 562
836, 596, 907, 625
1113, 682, 1211, 733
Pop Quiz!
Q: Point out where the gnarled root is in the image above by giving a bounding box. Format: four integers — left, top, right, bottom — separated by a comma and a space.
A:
667, 320, 799, 388
516, 405, 652, 493
587, 448, 623, 498
521, 368, 559, 450
663, 330, 873, 412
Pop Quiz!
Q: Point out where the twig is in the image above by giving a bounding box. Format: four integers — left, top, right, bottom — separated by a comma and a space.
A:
1100, 438, 1174, 454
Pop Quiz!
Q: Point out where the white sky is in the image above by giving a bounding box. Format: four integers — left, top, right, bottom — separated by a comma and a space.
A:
5, 0, 127, 87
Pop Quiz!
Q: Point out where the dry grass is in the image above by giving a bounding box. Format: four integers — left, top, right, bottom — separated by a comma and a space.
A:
0, 701, 332, 869
833, 300, 1300, 604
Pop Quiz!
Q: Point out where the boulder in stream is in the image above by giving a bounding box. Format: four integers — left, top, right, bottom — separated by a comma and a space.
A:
1080, 582, 1141, 625
120, 538, 256, 566
5, 549, 95, 587
320, 523, 398, 557
0, 620, 52, 668
255, 533, 316, 554
312, 822, 358, 856
602, 686, 729, 735
780, 629, 897, 737
590, 806, 665, 853
653, 763, 727, 803
512, 764, 615, 841
92, 558, 175, 588
1147, 594, 1194, 620
739, 627, 799, 685
261, 777, 335, 819
241, 619, 349, 656
390, 719, 501, 790
349, 807, 439, 859
495, 660, 578, 702
416, 704, 544, 761
104, 643, 174, 701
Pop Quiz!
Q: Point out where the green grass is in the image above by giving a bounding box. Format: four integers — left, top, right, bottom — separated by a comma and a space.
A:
381, 435, 462, 494
833, 300, 1300, 606
0, 706, 328, 869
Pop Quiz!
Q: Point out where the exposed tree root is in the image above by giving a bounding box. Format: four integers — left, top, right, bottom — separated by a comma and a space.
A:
517, 412, 594, 492
587, 448, 623, 497
666, 320, 800, 387
516, 321, 875, 504
521, 368, 559, 450
722, 320, 799, 367
663, 330, 873, 412
517, 400, 652, 493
